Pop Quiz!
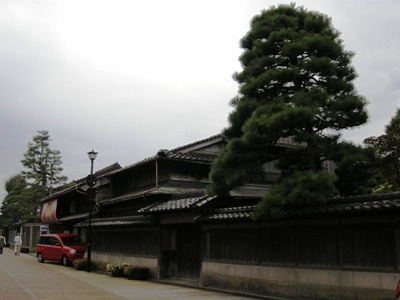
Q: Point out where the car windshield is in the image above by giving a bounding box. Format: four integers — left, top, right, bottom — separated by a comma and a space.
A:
61, 236, 85, 246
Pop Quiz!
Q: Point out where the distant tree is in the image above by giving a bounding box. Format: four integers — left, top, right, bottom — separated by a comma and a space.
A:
208, 4, 368, 217
0, 175, 43, 225
0, 131, 67, 226
364, 108, 400, 191
21, 130, 67, 194
4, 174, 27, 193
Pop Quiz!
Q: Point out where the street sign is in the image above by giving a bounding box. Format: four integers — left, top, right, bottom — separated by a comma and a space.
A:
40, 225, 49, 232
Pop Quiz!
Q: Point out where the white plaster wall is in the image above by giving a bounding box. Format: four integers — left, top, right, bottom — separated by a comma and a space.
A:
202, 262, 399, 292
92, 252, 157, 268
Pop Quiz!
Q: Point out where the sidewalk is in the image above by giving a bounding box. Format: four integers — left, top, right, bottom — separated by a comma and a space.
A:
0, 247, 269, 299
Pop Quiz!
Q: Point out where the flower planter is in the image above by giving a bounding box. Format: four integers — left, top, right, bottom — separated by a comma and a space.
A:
110, 270, 125, 277
126, 268, 149, 280
106, 262, 129, 278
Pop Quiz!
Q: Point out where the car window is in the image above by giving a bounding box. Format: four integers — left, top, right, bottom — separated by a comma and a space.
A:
41, 236, 56, 245
61, 236, 85, 246
49, 237, 59, 245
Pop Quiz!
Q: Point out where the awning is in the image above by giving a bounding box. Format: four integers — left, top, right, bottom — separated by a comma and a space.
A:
58, 212, 90, 222
41, 199, 58, 224
229, 184, 271, 198
194, 205, 255, 224
139, 195, 217, 214
100, 184, 206, 206
75, 215, 154, 228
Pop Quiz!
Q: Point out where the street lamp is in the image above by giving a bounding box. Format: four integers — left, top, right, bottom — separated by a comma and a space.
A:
87, 149, 97, 272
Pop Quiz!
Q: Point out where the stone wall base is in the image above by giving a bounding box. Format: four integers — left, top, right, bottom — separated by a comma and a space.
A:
201, 262, 398, 300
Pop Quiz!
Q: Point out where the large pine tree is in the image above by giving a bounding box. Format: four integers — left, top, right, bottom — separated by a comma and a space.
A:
209, 4, 368, 217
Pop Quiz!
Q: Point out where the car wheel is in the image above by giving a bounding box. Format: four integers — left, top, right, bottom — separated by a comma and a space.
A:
37, 253, 44, 263
61, 255, 69, 266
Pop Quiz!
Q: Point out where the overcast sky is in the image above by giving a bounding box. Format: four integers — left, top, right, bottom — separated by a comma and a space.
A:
1, 0, 399, 202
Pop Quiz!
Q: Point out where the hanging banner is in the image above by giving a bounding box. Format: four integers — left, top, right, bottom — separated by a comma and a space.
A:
40, 199, 58, 223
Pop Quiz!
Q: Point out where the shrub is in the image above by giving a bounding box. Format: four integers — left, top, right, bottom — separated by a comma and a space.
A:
72, 258, 88, 271
72, 258, 97, 271
124, 266, 149, 280
95, 261, 108, 272
106, 262, 129, 277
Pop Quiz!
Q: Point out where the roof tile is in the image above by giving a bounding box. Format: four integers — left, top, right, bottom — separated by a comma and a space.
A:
195, 206, 255, 223
140, 196, 217, 213
75, 215, 154, 228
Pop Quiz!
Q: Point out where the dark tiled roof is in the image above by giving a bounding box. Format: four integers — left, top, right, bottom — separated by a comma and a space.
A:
40, 162, 121, 202
107, 148, 216, 177
171, 134, 222, 152
282, 192, 400, 217
75, 162, 122, 184
107, 134, 222, 177
107, 155, 157, 176
100, 188, 155, 205
195, 206, 255, 223
58, 212, 90, 222
40, 184, 81, 203
284, 198, 400, 217
75, 215, 154, 228
229, 185, 271, 198
196, 192, 400, 223
100, 183, 207, 206
157, 150, 215, 163
139, 195, 217, 213
328, 191, 400, 204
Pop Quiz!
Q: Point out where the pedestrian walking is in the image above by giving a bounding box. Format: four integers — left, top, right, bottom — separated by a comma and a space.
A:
0, 235, 6, 254
14, 233, 22, 255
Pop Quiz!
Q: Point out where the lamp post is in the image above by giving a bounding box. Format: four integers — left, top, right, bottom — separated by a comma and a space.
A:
87, 149, 97, 272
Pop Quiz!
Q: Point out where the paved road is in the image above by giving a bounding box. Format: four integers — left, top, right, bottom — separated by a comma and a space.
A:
0, 247, 259, 300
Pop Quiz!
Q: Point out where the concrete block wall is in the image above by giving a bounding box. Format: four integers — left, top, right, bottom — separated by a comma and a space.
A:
201, 262, 399, 299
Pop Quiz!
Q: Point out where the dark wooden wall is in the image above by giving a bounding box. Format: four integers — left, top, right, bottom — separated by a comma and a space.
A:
92, 228, 159, 257
204, 221, 399, 270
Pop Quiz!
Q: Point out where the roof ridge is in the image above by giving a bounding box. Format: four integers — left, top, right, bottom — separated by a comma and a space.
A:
214, 205, 256, 212
102, 134, 223, 176
140, 195, 216, 213
106, 155, 157, 176
73, 162, 121, 184
95, 162, 122, 175
171, 134, 222, 152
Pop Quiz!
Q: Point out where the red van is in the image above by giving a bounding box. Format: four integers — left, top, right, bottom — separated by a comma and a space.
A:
36, 233, 86, 266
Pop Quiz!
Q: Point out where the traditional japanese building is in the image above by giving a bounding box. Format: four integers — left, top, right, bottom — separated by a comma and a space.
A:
39, 134, 400, 299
